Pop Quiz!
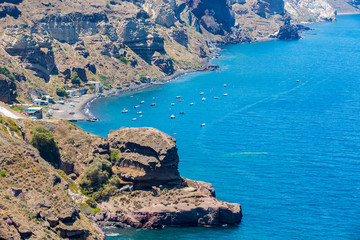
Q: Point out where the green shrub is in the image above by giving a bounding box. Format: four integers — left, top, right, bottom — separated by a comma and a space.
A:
98, 74, 110, 88
93, 207, 101, 214
56, 87, 68, 97
0, 66, 15, 82
85, 197, 97, 208
110, 148, 121, 162
70, 72, 81, 85
79, 158, 112, 195
0, 171, 6, 177
79, 158, 122, 201
138, 74, 147, 83
31, 126, 60, 168
118, 56, 129, 64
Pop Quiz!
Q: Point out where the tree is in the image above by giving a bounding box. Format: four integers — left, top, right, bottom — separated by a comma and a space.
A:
0, 66, 15, 82
70, 72, 81, 85
138, 74, 147, 83
56, 87, 68, 97
31, 125, 60, 168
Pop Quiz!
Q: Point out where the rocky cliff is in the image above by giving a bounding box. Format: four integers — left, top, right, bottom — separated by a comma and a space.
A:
0, 0, 352, 104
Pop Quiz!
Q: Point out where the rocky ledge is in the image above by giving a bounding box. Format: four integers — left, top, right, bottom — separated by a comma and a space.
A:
96, 179, 242, 229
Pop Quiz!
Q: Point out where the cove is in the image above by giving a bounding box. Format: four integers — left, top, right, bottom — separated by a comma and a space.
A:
77, 15, 360, 239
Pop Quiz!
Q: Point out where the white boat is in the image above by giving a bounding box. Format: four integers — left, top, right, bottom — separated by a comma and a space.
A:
224, 84, 227, 87
122, 109, 128, 113
190, 102, 194, 106
137, 111, 142, 114
175, 96, 181, 99
171, 103, 175, 106
201, 123, 206, 127
200, 92, 204, 95
132, 118, 136, 121
140, 101, 145, 104
170, 115, 176, 119
130, 96, 134, 98
202, 98, 206, 101
139, 115, 143, 117
134, 105, 140, 108
224, 93, 228, 96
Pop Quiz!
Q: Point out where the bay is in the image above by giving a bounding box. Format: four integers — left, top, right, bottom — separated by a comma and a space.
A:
77, 15, 360, 239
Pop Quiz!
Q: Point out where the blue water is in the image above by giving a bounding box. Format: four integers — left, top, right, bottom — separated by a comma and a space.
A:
77, 15, 360, 239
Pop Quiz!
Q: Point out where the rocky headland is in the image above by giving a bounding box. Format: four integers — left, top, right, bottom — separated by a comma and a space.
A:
0, 115, 242, 238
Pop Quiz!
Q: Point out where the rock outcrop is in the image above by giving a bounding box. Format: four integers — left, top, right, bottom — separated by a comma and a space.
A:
184, 0, 236, 34
88, 127, 242, 229
0, 74, 16, 103
277, 23, 300, 40
106, 127, 182, 188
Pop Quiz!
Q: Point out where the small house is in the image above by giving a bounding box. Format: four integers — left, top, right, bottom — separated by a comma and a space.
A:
77, 88, 88, 96
86, 81, 103, 93
24, 107, 43, 119
33, 99, 48, 106
66, 90, 78, 97
44, 95, 55, 104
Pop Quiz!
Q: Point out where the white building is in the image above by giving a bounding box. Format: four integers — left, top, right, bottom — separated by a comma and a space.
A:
44, 95, 55, 104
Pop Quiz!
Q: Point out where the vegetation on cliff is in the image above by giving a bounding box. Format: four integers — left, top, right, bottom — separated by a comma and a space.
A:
30, 125, 61, 168
79, 158, 122, 202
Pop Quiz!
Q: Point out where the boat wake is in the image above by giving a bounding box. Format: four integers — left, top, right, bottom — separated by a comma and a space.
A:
198, 80, 310, 155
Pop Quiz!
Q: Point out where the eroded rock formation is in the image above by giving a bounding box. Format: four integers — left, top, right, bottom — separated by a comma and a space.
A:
106, 127, 182, 188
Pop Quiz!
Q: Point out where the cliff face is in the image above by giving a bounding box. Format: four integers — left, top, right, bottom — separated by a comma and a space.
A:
0, 0, 348, 103
284, 0, 336, 22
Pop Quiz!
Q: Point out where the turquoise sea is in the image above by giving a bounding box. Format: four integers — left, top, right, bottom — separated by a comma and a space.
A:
77, 15, 360, 239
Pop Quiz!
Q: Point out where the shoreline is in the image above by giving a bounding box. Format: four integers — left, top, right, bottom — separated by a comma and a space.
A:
52, 13, 354, 122
52, 60, 222, 121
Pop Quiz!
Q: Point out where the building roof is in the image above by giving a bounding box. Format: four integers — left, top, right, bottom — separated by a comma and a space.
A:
25, 107, 42, 111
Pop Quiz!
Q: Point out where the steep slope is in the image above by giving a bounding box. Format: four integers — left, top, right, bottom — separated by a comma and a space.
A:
0, 118, 105, 239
